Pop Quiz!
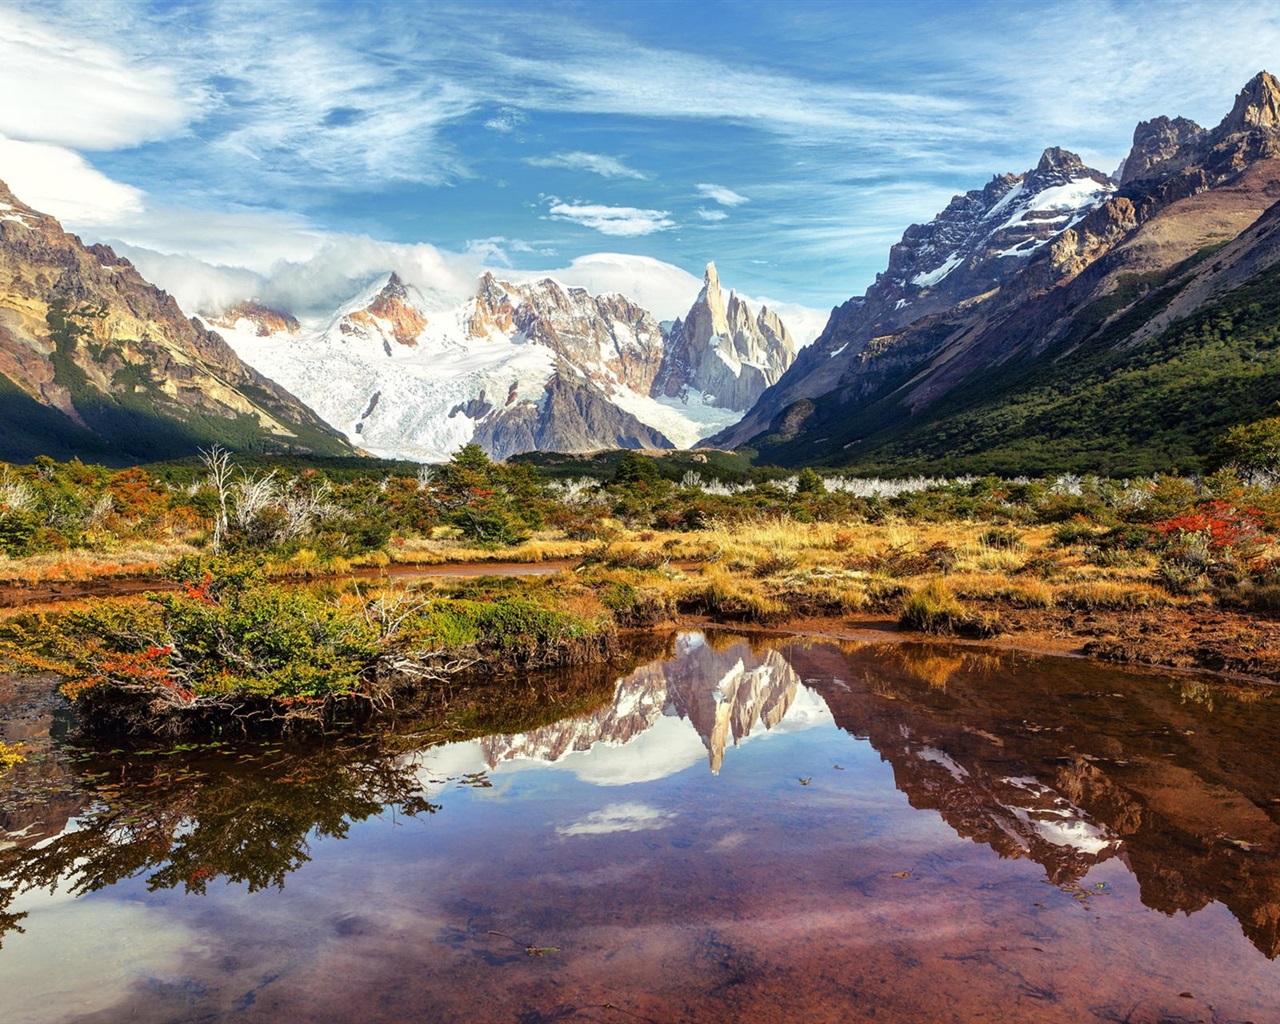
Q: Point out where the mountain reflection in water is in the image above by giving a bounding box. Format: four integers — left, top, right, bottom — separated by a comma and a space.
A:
3, 631, 1280, 1023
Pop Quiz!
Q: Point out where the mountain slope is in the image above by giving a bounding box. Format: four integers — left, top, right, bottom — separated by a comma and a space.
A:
717, 72, 1280, 475
0, 181, 353, 463
207, 264, 795, 462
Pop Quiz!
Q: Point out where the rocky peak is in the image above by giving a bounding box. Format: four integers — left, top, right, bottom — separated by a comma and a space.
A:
690, 261, 730, 340
1120, 116, 1207, 185
207, 302, 300, 337
655, 262, 796, 412
0, 180, 47, 228
1219, 70, 1280, 134
466, 271, 518, 339
1035, 146, 1084, 177
339, 272, 429, 350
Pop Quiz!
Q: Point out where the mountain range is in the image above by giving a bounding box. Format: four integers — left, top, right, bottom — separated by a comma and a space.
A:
0, 182, 352, 463
714, 71, 1280, 475
5, 72, 1280, 471
204, 261, 795, 461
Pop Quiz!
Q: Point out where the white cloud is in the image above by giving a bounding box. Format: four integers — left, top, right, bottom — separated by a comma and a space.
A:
525, 151, 648, 179
109, 245, 266, 316
697, 183, 749, 207
557, 802, 676, 836
464, 235, 536, 267
483, 107, 527, 133
0, 136, 143, 224
515, 252, 702, 321
101, 204, 325, 272
114, 231, 482, 318
547, 201, 675, 237
696, 207, 729, 222
0, 5, 191, 149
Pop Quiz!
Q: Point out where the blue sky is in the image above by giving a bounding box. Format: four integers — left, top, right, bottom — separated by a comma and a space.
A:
2, 0, 1279, 328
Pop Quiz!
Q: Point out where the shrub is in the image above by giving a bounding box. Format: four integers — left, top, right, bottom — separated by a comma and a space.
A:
979, 526, 1022, 550
900, 580, 964, 634
0, 741, 25, 773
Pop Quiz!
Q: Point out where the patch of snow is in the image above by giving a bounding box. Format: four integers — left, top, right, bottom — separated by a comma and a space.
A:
994, 241, 1046, 258
829, 343, 849, 358
994, 177, 1113, 234
910, 252, 964, 288
983, 180, 1026, 221
1012, 807, 1117, 855
608, 386, 742, 450
917, 746, 969, 781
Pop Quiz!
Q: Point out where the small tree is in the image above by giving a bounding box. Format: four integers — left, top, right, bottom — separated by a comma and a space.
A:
199, 445, 234, 555
795, 468, 825, 495
1219, 410, 1280, 484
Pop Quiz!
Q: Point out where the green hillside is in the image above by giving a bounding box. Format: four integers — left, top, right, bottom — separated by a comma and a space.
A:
753, 254, 1280, 477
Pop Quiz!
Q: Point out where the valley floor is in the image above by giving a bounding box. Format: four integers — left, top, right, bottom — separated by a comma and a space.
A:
3, 517, 1278, 726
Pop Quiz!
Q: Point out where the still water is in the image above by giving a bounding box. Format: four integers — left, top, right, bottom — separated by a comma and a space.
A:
2, 632, 1280, 1023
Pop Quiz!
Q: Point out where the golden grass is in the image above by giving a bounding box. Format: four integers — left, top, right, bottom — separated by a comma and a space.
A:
0, 539, 199, 584
1058, 579, 1173, 610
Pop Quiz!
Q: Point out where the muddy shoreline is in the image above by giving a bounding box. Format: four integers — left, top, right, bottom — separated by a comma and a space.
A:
0, 559, 583, 608
661, 600, 1280, 688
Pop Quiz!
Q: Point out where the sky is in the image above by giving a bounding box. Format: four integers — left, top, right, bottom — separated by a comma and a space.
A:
2, 0, 1279, 335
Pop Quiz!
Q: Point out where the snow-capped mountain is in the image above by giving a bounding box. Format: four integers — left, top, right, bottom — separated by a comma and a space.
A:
656, 262, 796, 411
478, 632, 812, 777
713, 72, 1280, 469
206, 263, 796, 461
713, 147, 1116, 449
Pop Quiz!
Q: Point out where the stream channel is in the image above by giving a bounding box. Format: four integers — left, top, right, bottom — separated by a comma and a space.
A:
2, 630, 1280, 1023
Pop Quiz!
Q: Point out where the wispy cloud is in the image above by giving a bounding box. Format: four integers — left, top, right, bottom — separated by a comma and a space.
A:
0, 5, 192, 149
696, 183, 749, 207
0, 136, 143, 223
483, 107, 526, 133
11, 0, 1280, 309
525, 151, 647, 179
464, 235, 537, 266
547, 200, 675, 237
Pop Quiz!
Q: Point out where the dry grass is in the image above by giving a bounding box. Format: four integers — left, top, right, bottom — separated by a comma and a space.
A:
0, 539, 199, 584
1058, 579, 1173, 610
388, 533, 593, 565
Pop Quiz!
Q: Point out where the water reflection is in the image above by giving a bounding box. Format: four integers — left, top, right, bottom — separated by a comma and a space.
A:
3, 632, 1280, 1021
0, 741, 437, 943
802, 639, 1280, 959
480, 632, 813, 776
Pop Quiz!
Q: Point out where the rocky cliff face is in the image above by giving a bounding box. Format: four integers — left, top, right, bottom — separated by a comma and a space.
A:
208, 264, 796, 461
0, 181, 351, 463
468, 272, 667, 394
716, 72, 1280, 463
656, 262, 796, 412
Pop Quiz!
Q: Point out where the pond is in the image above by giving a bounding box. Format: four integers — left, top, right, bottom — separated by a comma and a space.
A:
2, 631, 1279, 1023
